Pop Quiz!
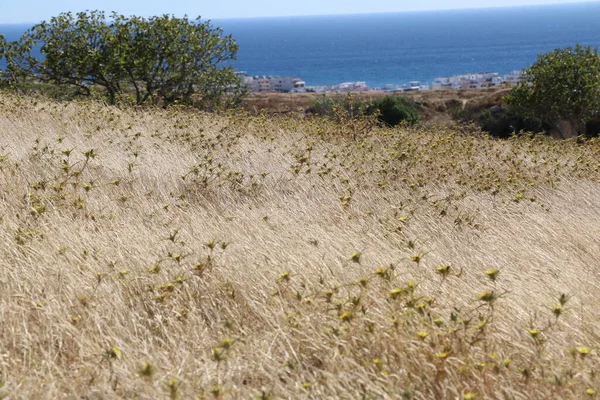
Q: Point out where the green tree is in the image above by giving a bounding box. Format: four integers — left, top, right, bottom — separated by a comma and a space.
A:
0, 33, 35, 91
505, 45, 600, 138
9, 11, 244, 108
21, 11, 122, 101
0, 35, 5, 85
117, 14, 244, 108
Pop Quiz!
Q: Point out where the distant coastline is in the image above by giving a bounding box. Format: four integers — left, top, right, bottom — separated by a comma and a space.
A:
2, 2, 600, 87
217, 2, 600, 87
239, 70, 523, 93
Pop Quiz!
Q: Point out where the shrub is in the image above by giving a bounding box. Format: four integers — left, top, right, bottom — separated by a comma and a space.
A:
505, 44, 600, 138
306, 95, 337, 117
366, 95, 419, 127
479, 106, 544, 138
306, 94, 365, 120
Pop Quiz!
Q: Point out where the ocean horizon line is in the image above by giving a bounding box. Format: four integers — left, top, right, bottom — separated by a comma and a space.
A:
2, 3, 599, 88
212, 1, 600, 22
1, 1, 599, 25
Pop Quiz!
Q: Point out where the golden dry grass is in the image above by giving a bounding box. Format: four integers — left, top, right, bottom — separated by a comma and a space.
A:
1, 92, 600, 399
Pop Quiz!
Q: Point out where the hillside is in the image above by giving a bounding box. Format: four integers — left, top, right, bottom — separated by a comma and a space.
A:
1, 93, 600, 399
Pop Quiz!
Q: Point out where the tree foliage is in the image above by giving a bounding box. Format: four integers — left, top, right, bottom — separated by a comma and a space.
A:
2, 11, 245, 108
110, 14, 243, 108
0, 33, 35, 91
505, 45, 600, 138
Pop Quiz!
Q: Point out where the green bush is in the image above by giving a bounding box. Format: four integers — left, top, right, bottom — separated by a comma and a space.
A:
366, 95, 419, 127
306, 95, 337, 116
505, 45, 600, 138
479, 106, 544, 138
306, 94, 419, 128
306, 94, 365, 120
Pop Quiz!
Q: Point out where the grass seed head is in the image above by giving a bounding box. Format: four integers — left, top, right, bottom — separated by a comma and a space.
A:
477, 291, 497, 303
576, 346, 592, 357
485, 269, 500, 282
140, 361, 155, 378
108, 346, 122, 360
528, 329, 541, 338
436, 264, 451, 277
339, 311, 354, 322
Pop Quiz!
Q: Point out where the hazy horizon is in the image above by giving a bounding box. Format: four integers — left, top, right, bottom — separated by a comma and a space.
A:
0, 0, 599, 24
212, 1, 600, 21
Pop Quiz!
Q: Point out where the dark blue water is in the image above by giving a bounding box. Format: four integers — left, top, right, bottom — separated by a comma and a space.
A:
2, 2, 600, 87
0, 23, 30, 45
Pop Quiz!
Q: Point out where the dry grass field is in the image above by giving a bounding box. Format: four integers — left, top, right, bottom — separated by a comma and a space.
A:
1, 92, 600, 399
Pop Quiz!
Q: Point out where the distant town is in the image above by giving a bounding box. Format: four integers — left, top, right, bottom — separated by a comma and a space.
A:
237, 70, 524, 93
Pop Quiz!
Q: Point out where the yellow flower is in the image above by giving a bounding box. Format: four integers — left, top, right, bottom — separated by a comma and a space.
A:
485, 268, 500, 282
339, 311, 354, 322
527, 329, 541, 338
576, 346, 592, 357
477, 291, 497, 303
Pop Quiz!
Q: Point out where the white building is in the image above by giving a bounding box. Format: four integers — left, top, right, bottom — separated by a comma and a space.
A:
431, 77, 453, 91
240, 74, 304, 93
431, 72, 509, 90
291, 79, 306, 93
503, 70, 524, 85
380, 81, 428, 92
309, 81, 370, 93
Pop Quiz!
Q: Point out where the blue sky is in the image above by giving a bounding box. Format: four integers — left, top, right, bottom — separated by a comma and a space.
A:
0, 0, 598, 23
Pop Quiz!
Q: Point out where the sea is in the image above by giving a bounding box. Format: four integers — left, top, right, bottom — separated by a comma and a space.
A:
2, 2, 600, 88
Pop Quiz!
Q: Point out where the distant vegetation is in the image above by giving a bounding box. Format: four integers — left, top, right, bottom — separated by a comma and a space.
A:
2, 13, 600, 139
505, 45, 600, 139
300, 45, 600, 139
307, 93, 419, 127
366, 95, 419, 127
0, 11, 245, 109
449, 45, 600, 139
